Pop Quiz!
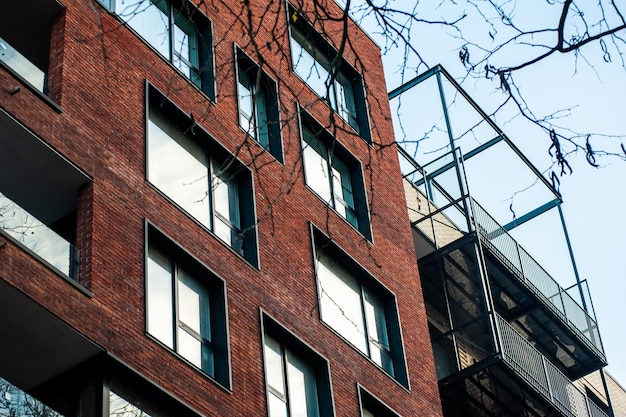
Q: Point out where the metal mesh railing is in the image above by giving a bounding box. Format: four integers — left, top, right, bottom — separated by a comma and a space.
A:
496, 315, 607, 417
472, 200, 603, 357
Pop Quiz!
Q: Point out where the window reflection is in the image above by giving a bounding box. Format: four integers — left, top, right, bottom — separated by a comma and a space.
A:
146, 245, 215, 375
301, 126, 359, 229
316, 251, 394, 375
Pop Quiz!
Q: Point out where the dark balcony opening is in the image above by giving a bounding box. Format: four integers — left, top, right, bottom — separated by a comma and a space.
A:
0, 109, 90, 282
0, 0, 64, 95
0, 279, 103, 417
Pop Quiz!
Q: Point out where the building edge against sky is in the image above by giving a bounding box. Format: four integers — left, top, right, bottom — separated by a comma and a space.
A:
392, 65, 618, 417
0, 1, 443, 417
0, 1, 621, 417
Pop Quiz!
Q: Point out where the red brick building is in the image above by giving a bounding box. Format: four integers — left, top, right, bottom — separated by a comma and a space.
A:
0, 0, 442, 416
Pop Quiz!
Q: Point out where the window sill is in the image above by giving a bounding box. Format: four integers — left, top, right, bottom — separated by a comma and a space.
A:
145, 181, 261, 270
144, 332, 232, 392
304, 184, 373, 243
292, 71, 371, 144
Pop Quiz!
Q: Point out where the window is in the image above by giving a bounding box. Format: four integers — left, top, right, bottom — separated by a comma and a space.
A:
0, 109, 91, 282
289, 7, 370, 141
106, 0, 214, 98
147, 85, 257, 265
358, 387, 401, 417
300, 114, 370, 239
236, 48, 282, 161
0, 377, 63, 417
0, 0, 64, 95
262, 315, 334, 417
314, 233, 408, 386
110, 390, 153, 417
146, 225, 230, 386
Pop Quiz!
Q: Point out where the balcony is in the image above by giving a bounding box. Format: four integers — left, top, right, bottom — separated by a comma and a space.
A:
472, 199, 603, 362
0, 108, 90, 284
438, 313, 608, 417
1, 192, 79, 279
405, 155, 606, 378
0, 0, 64, 97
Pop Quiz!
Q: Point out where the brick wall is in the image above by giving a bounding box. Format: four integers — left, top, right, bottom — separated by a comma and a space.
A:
0, 0, 443, 415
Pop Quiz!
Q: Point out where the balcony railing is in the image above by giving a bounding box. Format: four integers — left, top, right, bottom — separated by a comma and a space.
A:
0, 377, 62, 417
0, 37, 46, 93
472, 199, 603, 357
0, 193, 79, 280
496, 315, 607, 417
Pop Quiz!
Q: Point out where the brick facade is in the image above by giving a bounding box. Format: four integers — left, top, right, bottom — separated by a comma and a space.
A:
0, 0, 443, 415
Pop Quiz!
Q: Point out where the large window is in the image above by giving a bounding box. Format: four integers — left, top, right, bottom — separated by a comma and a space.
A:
146, 225, 229, 386
0, 0, 64, 95
105, 0, 214, 98
236, 48, 282, 161
289, 7, 370, 141
314, 233, 408, 386
300, 114, 370, 239
147, 85, 257, 264
262, 315, 334, 417
358, 387, 401, 417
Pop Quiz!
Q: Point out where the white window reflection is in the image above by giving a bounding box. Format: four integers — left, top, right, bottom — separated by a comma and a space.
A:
109, 391, 152, 417
115, 0, 170, 58
0, 37, 45, 92
264, 335, 321, 417
112, 0, 205, 89
0, 192, 75, 277
148, 107, 244, 254
290, 24, 359, 131
316, 252, 394, 375
146, 246, 214, 375
148, 110, 210, 226
237, 62, 272, 150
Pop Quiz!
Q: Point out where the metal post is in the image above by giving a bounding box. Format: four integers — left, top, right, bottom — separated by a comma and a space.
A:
557, 202, 587, 311
600, 368, 616, 417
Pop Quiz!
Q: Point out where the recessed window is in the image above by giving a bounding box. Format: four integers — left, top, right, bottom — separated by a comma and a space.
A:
146, 225, 229, 386
289, 7, 370, 141
359, 387, 401, 417
236, 48, 282, 162
300, 113, 370, 239
0, 0, 64, 95
262, 315, 334, 417
109, 390, 152, 417
147, 85, 258, 265
106, 0, 214, 98
314, 233, 408, 386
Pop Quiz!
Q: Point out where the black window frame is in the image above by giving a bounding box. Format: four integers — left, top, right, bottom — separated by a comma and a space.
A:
299, 111, 371, 240
146, 83, 258, 266
358, 385, 402, 417
261, 312, 335, 417
103, 0, 215, 99
145, 223, 231, 388
235, 46, 283, 162
288, 5, 371, 142
312, 228, 409, 388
